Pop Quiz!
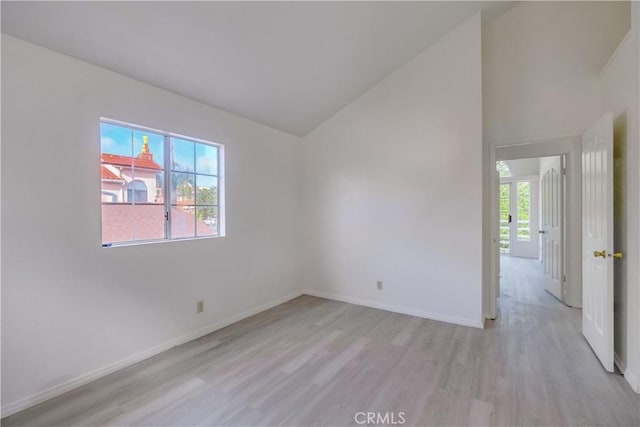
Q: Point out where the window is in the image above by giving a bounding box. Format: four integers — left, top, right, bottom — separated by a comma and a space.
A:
516, 181, 531, 241
100, 119, 223, 246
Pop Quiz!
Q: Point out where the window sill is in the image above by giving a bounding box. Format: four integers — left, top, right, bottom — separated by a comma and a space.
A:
102, 234, 224, 248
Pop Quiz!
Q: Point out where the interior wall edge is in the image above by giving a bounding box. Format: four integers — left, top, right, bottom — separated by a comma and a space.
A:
599, 29, 634, 80
491, 133, 581, 151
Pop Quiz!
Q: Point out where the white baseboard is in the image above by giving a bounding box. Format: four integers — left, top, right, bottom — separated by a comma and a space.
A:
623, 368, 640, 394
1, 291, 303, 418
303, 289, 483, 329
613, 354, 640, 394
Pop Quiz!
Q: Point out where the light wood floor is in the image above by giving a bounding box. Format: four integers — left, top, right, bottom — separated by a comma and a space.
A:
3, 256, 639, 426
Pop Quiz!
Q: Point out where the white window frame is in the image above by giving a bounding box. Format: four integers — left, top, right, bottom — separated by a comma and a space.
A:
100, 118, 225, 247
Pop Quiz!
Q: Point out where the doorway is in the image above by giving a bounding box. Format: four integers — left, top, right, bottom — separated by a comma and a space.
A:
496, 156, 566, 304
488, 114, 619, 375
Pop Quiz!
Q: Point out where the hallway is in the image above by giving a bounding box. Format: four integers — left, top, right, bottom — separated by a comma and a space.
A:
499, 255, 563, 309
495, 255, 639, 424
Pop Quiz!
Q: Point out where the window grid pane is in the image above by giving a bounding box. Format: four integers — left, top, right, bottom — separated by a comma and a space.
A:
499, 184, 510, 254
170, 205, 196, 239
517, 181, 531, 241
195, 174, 218, 206
196, 206, 219, 237
170, 138, 195, 173
170, 171, 195, 206
196, 143, 219, 175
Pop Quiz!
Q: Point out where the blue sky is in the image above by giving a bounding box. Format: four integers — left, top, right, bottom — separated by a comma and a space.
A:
101, 122, 218, 175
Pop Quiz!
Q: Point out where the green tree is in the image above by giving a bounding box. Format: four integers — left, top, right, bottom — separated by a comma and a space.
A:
516, 182, 530, 239
196, 187, 217, 220
499, 184, 510, 252
171, 172, 194, 202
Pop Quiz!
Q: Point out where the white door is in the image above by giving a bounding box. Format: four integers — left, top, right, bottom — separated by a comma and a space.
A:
582, 113, 614, 372
540, 157, 563, 300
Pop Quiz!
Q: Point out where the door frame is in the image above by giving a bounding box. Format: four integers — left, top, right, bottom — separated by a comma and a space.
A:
486, 135, 582, 320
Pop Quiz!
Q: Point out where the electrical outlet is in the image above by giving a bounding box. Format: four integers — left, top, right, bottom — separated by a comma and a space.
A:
377, 281, 383, 290
196, 300, 204, 313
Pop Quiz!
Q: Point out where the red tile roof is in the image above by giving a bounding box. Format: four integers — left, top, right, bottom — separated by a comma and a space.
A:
101, 153, 162, 170
101, 165, 123, 181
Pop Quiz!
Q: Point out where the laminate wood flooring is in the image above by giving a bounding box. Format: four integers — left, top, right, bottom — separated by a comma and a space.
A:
3, 256, 639, 426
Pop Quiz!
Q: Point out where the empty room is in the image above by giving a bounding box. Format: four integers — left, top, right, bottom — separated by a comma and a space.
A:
1, 1, 639, 426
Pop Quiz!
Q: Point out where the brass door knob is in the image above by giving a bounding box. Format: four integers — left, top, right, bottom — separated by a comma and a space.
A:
593, 250, 607, 258
611, 252, 623, 259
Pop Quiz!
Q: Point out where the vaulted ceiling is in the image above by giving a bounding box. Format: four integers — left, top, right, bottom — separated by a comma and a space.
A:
1, 1, 514, 136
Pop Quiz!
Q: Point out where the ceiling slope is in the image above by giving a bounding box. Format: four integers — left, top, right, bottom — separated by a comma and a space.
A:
1, 1, 513, 136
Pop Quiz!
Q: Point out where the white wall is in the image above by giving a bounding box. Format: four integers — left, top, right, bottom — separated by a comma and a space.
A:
503, 158, 539, 178
635, 0, 640, 394
1, 35, 303, 413
0, 31, 3, 414
301, 15, 483, 327
483, 1, 630, 144
600, 23, 639, 389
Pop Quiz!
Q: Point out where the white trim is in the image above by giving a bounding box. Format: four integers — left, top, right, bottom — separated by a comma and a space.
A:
499, 175, 539, 183
614, 353, 626, 373
303, 290, 484, 329
0, 291, 304, 418
623, 369, 640, 394
100, 117, 221, 147
104, 234, 222, 249
495, 136, 579, 161
599, 30, 632, 79
489, 132, 582, 148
